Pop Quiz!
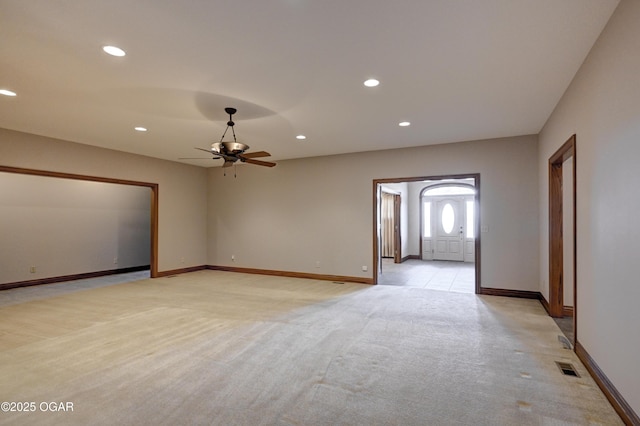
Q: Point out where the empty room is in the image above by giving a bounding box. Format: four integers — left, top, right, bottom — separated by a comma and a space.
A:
1, 1, 638, 425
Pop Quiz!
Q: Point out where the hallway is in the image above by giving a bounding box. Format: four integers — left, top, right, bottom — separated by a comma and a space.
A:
378, 258, 475, 293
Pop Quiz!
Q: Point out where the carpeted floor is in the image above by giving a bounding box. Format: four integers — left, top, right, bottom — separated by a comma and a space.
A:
0, 271, 622, 425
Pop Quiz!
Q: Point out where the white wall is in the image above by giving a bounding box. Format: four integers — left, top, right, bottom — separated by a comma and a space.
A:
208, 135, 539, 291
538, 0, 639, 413
0, 173, 151, 284
0, 128, 209, 274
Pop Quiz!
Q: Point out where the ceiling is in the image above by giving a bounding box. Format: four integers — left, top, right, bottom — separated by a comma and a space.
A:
0, 0, 619, 167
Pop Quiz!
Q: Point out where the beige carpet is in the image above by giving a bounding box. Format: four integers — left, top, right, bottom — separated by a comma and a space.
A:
0, 271, 622, 425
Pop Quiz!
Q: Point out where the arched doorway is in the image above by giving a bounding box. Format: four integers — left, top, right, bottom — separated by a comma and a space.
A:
420, 183, 476, 263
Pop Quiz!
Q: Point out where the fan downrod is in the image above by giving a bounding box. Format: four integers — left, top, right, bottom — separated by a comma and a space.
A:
225, 107, 237, 126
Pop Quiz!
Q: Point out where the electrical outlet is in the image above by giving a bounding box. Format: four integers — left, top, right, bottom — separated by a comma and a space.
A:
481, 225, 489, 233
113, 257, 118, 264
30, 266, 36, 273
231, 255, 235, 262
181, 257, 185, 264
315, 261, 320, 268
362, 265, 368, 272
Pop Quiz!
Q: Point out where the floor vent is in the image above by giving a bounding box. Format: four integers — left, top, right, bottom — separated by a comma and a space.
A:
556, 361, 580, 377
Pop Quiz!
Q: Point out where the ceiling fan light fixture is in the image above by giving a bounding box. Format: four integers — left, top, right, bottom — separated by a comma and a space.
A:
189, 107, 276, 170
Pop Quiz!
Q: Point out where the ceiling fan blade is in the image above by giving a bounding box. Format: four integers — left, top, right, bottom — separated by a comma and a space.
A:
241, 157, 277, 167
195, 147, 215, 154
194, 147, 233, 161
195, 147, 227, 156
179, 157, 221, 160
240, 151, 271, 159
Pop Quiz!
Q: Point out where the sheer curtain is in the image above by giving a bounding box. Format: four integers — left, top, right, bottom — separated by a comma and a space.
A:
381, 192, 395, 258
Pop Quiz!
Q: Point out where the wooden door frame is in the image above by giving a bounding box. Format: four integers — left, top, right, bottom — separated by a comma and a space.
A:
548, 135, 577, 333
373, 173, 480, 291
0, 165, 159, 278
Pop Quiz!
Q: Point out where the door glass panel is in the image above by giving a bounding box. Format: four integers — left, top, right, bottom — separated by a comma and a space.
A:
423, 202, 431, 237
466, 200, 474, 238
442, 203, 454, 234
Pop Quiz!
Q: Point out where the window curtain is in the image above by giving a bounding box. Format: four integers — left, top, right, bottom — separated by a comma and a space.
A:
381, 192, 395, 258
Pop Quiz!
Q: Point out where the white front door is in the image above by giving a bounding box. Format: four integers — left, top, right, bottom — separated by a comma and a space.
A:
433, 197, 464, 261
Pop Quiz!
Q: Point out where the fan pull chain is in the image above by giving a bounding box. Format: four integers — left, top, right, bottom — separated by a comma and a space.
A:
222, 165, 238, 178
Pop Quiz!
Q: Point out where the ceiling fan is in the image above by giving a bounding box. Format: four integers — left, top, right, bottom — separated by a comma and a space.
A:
183, 107, 276, 168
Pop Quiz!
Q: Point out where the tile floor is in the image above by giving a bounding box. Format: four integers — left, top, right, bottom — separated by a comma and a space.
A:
378, 258, 475, 293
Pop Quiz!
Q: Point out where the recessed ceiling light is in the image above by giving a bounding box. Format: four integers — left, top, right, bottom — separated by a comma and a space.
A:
399, 121, 411, 127
0, 89, 17, 97
134, 127, 147, 132
296, 135, 306, 140
103, 45, 126, 57
364, 79, 379, 87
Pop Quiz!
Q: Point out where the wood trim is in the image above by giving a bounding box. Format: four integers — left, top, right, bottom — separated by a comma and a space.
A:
475, 174, 481, 294
156, 265, 208, 277
571, 139, 578, 346
376, 173, 482, 185
540, 293, 574, 318
150, 185, 159, 278
478, 288, 541, 300
539, 294, 551, 315
549, 161, 564, 317
208, 265, 374, 285
373, 173, 481, 288
0, 165, 160, 279
575, 341, 640, 425
0, 265, 150, 291
0, 165, 157, 187
548, 135, 576, 319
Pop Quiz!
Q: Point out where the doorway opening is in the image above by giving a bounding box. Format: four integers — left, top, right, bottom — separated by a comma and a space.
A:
0, 166, 159, 287
373, 174, 480, 293
380, 191, 402, 263
548, 135, 577, 345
